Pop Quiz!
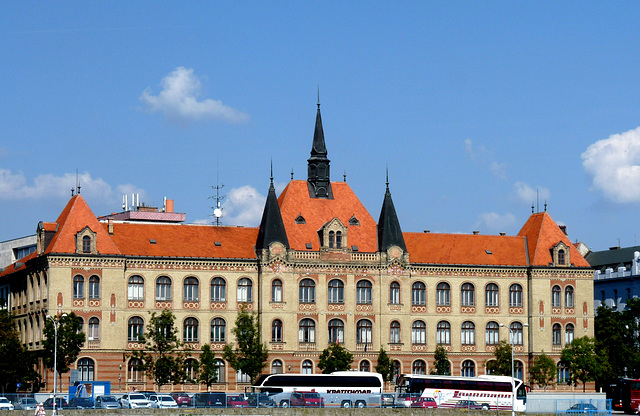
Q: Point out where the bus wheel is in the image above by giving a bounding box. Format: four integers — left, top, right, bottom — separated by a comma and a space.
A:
355, 401, 366, 408
280, 401, 290, 408
341, 401, 351, 408
482, 404, 490, 410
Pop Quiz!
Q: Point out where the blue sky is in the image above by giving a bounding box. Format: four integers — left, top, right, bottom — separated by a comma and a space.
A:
2, 2, 640, 252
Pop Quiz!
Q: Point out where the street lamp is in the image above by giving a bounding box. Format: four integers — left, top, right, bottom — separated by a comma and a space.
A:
47, 313, 67, 416
500, 323, 528, 416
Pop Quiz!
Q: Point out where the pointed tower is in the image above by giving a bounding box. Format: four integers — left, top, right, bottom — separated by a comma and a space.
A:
377, 175, 407, 252
307, 100, 332, 198
256, 167, 289, 251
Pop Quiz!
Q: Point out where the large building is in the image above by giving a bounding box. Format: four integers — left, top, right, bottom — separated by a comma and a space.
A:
0, 104, 594, 393
586, 245, 640, 311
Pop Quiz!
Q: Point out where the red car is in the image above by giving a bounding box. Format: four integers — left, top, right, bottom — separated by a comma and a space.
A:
171, 393, 192, 407
226, 395, 248, 408
412, 397, 438, 408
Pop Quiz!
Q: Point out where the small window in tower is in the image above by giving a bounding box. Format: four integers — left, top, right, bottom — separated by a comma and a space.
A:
214, 241, 222, 247
149, 239, 156, 244
305, 243, 313, 250
485, 250, 492, 255
295, 214, 306, 224
352, 245, 359, 252
349, 216, 360, 226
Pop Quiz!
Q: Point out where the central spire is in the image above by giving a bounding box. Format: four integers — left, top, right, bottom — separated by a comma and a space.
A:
307, 95, 332, 198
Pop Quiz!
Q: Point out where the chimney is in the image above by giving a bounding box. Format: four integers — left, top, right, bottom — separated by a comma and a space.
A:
499, 232, 506, 236
473, 231, 479, 235
166, 199, 174, 213
559, 225, 567, 235
108, 218, 114, 235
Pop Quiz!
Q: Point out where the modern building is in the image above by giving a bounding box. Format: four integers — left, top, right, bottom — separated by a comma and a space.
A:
0, 103, 594, 393
586, 246, 640, 311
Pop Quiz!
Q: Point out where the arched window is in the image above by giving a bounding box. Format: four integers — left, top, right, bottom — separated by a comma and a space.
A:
359, 360, 370, 372
461, 321, 475, 345
211, 318, 226, 343
557, 361, 570, 384
412, 281, 426, 306
412, 360, 426, 375
237, 370, 250, 383
73, 275, 84, 299
461, 283, 475, 306
271, 279, 282, 302
215, 359, 226, 383
552, 323, 562, 346
299, 318, 315, 343
128, 276, 144, 301
211, 277, 226, 302
552, 285, 562, 308
329, 231, 335, 248
155, 276, 171, 301
185, 358, 198, 381
272, 359, 283, 374
412, 320, 426, 345
299, 278, 316, 303
272, 319, 283, 342
461, 360, 475, 377
390, 281, 400, 304
357, 319, 372, 344
565, 286, 574, 308
328, 319, 344, 344
390, 321, 401, 344
302, 359, 313, 374
486, 321, 500, 345
485, 283, 499, 307
82, 236, 91, 253
328, 279, 344, 303
128, 358, 143, 382
558, 249, 565, 265
128, 316, 144, 341
565, 323, 575, 345
510, 322, 524, 345
437, 321, 451, 345
509, 284, 523, 307
183, 317, 199, 342
356, 280, 372, 304
437, 282, 450, 306
183, 277, 199, 302
88, 276, 100, 299
76, 357, 94, 380
336, 231, 343, 249
88, 317, 100, 341
237, 278, 252, 302
515, 360, 524, 380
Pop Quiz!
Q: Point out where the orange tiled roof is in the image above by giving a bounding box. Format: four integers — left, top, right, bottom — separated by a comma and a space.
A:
277, 180, 378, 252
517, 212, 590, 267
0, 250, 37, 277
404, 232, 529, 266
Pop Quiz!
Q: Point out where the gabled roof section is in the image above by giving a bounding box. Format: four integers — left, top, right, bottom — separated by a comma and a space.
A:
278, 180, 378, 252
0, 250, 37, 277
378, 183, 406, 252
405, 232, 528, 266
585, 245, 640, 272
256, 177, 289, 251
45, 195, 120, 255
517, 212, 590, 267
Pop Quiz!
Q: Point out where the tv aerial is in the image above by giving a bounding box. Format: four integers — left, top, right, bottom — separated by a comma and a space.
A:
209, 164, 225, 226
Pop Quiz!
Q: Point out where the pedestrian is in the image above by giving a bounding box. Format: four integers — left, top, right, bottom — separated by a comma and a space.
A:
35, 403, 46, 416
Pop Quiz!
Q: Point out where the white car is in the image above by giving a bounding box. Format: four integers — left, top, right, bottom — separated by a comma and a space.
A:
120, 393, 152, 408
149, 394, 178, 408
0, 397, 15, 410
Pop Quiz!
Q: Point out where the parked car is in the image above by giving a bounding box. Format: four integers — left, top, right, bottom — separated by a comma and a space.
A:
150, 394, 179, 408
284, 391, 323, 408
455, 400, 486, 410
171, 392, 192, 407
193, 392, 226, 408
381, 393, 395, 408
567, 403, 598, 414
120, 392, 153, 408
13, 397, 38, 410
412, 397, 438, 408
43, 397, 68, 410
247, 393, 276, 408
227, 394, 249, 408
0, 397, 14, 411
95, 395, 122, 409
68, 397, 94, 409
395, 393, 419, 408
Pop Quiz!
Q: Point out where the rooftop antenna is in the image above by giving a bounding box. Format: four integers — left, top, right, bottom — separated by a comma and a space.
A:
291, 168, 294, 180
531, 204, 534, 214
209, 159, 225, 226
343, 170, 347, 182
317, 84, 320, 109
544, 200, 547, 212
76, 169, 81, 194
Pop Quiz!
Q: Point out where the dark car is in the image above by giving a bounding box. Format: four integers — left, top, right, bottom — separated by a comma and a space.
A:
68, 397, 94, 409
247, 393, 276, 408
567, 403, 598, 414
193, 392, 226, 408
455, 400, 486, 410
171, 392, 192, 407
13, 397, 38, 410
412, 397, 438, 408
43, 397, 68, 410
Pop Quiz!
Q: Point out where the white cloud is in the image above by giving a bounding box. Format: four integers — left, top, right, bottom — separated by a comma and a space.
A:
140, 67, 249, 124
220, 185, 266, 227
475, 212, 518, 231
513, 181, 551, 205
582, 126, 640, 203
464, 139, 507, 180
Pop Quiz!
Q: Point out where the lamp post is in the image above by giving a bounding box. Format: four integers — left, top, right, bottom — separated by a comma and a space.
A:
47, 313, 67, 416
500, 323, 528, 416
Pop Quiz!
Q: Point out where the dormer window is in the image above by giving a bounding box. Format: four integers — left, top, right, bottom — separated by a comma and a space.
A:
551, 242, 570, 267
349, 216, 360, 226
82, 236, 91, 253
76, 227, 97, 255
558, 249, 565, 265
320, 218, 347, 250
295, 214, 306, 224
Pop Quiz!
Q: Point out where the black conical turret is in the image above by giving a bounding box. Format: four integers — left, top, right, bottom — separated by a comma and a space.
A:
377, 175, 407, 252
307, 101, 332, 198
256, 168, 289, 251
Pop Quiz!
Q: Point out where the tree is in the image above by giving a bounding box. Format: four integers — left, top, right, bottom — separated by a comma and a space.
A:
431, 345, 451, 375
318, 343, 354, 374
375, 348, 394, 384
529, 352, 556, 391
198, 344, 218, 390
43, 312, 85, 390
485, 340, 512, 376
222, 308, 269, 385
128, 310, 191, 389
0, 310, 39, 393
561, 336, 599, 392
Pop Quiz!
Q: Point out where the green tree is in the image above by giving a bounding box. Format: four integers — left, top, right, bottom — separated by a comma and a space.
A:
0, 310, 39, 393
431, 345, 451, 375
561, 336, 599, 392
375, 348, 394, 384
529, 352, 556, 391
129, 310, 191, 389
318, 343, 353, 374
43, 312, 85, 391
198, 344, 218, 390
485, 340, 512, 376
222, 308, 269, 385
